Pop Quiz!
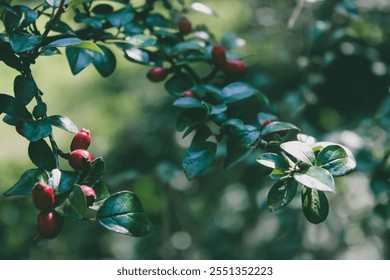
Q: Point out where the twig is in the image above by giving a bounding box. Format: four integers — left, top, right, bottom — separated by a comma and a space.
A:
288, 0, 305, 29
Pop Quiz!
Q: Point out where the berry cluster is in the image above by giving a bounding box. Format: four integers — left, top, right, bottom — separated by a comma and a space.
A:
31, 129, 97, 239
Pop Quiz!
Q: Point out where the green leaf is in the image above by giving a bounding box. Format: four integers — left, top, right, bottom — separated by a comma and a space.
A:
171, 42, 203, 55
190, 84, 224, 102
315, 144, 356, 176
92, 44, 116, 77
126, 34, 156, 48
191, 2, 217, 16
55, 185, 87, 219
165, 73, 194, 97
173, 97, 204, 109
47, 115, 78, 133
22, 119, 52, 142
302, 186, 329, 224
65, 47, 95, 75
28, 139, 56, 171
205, 103, 227, 115
44, 38, 82, 48
124, 47, 150, 64
0, 41, 23, 71
182, 141, 217, 180
9, 32, 41, 53
13, 75, 37, 106
145, 13, 170, 27
0, 93, 31, 118
221, 33, 245, 51
3, 169, 48, 196
269, 169, 288, 180
57, 170, 79, 194
192, 124, 212, 144
222, 82, 257, 104
107, 6, 134, 28
32, 102, 47, 119
257, 112, 277, 125
294, 166, 335, 193
281, 141, 315, 166
81, 157, 105, 186
97, 191, 152, 237
224, 129, 260, 169
260, 121, 299, 136
93, 181, 110, 201
267, 179, 298, 212
176, 108, 207, 132
256, 153, 290, 170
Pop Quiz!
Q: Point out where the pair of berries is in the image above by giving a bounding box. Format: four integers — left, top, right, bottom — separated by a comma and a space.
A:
32, 182, 96, 239
211, 45, 247, 78
68, 128, 93, 170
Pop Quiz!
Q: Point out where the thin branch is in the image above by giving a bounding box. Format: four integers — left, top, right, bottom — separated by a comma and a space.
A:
288, 0, 306, 29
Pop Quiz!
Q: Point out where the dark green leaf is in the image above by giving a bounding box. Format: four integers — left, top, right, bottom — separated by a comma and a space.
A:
92, 4, 114, 15
190, 84, 224, 102
93, 181, 110, 201
171, 42, 202, 55
267, 179, 298, 212
192, 124, 212, 144
315, 145, 356, 176
3, 169, 48, 196
0, 41, 23, 70
45, 38, 82, 48
28, 139, 56, 171
9, 32, 41, 53
260, 121, 299, 136
107, 6, 134, 28
32, 102, 47, 119
65, 47, 95, 75
182, 141, 217, 180
0, 94, 31, 118
222, 82, 257, 104
0, 1, 16, 15
281, 141, 315, 166
221, 33, 245, 51
302, 186, 329, 224
224, 129, 260, 169
13, 75, 37, 106
165, 73, 194, 97
269, 169, 288, 180
47, 115, 78, 133
146, 13, 171, 27
176, 108, 207, 132
257, 153, 290, 170
173, 97, 204, 109
55, 185, 87, 219
205, 103, 227, 115
97, 191, 152, 237
57, 170, 79, 194
22, 119, 52, 142
93, 44, 116, 77
294, 166, 335, 193
81, 157, 105, 186
126, 34, 156, 48
257, 112, 277, 125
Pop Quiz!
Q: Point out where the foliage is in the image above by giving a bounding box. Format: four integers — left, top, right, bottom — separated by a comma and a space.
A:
0, 0, 361, 246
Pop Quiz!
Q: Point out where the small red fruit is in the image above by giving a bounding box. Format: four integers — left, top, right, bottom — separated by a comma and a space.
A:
182, 91, 197, 98
68, 149, 93, 170
70, 128, 91, 151
147, 67, 168, 82
37, 211, 63, 239
211, 45, 227, 68
177, 17, 192, 35
32, 182, 55, 211
223, 60, 247, 78
80, 185, 97, 207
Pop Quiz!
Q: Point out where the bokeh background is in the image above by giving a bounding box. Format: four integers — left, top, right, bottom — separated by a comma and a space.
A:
1, 0, 390, 259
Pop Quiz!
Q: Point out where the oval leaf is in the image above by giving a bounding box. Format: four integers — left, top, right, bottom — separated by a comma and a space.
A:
260, 121, 299, 136
55, 185, 87, 219
267, 179, 298, 212
22, 119, 52, 142
302, 186, 329, 224
28, 139, 56, 171
294, 166, 335, 193
14, 75, 37, 106
173, 97, 204, 109
257, 152, 290, 170
222, 82, 257, 104
281, 141, 315, 166
182, 141, 217, 180
315, 144, 356, 176
97, 191, 152, 237
4, 169, 48, 196
92, 44, 116, 77
165, 73, 194, 97
47, 115, 78, 133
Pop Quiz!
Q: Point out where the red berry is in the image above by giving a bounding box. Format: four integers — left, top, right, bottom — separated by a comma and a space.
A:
147, 67, 168, 82
32, 182, 55, 211
68, 149, 93, 170
211, 45, 227, 68
260, 118, 276, 131
37, 211, 63, 239
177, 17, 192, 35
80, 185, 96, 207
70, 128, 91, 151
182, 91, 197, 98
223, 60, 247, 78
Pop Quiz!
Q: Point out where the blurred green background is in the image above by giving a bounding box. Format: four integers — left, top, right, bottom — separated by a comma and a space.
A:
1, 0, 390, 259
